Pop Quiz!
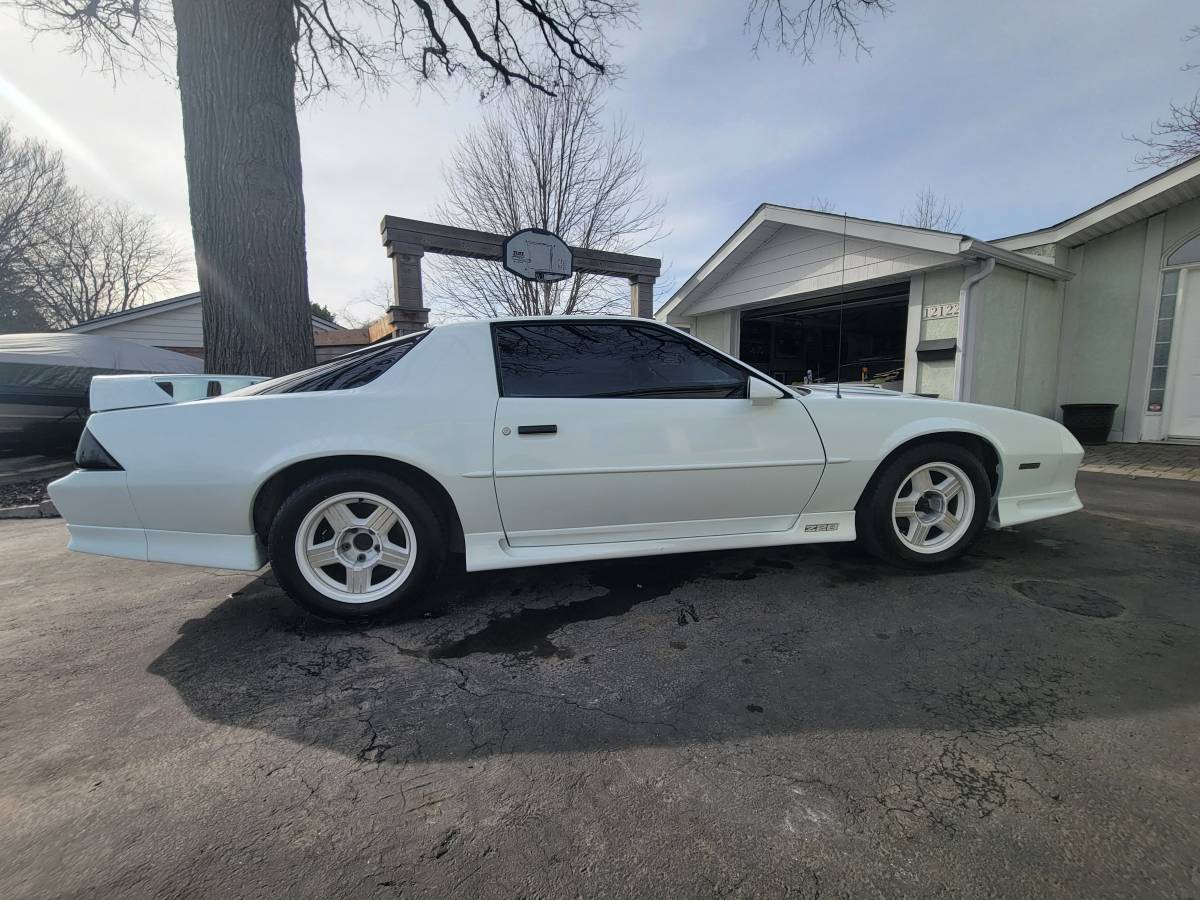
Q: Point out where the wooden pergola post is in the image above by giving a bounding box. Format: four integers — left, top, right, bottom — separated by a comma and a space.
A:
384, 239, 430, 336
630, 274, 655, 319
381, 217, 661, 335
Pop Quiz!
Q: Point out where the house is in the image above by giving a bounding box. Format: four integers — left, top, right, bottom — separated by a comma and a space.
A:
65, 292, 366, 362
657, 155, 1200, 443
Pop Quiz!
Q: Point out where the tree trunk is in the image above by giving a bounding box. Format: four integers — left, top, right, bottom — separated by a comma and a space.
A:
172, 0, 315, 377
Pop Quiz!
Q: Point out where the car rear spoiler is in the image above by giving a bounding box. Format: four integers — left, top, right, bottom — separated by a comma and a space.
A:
89, 373, 267, 413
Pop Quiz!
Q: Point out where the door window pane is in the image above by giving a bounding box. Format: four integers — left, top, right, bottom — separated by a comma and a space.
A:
495, 322, 748, 398
1147, 272, 1179, 413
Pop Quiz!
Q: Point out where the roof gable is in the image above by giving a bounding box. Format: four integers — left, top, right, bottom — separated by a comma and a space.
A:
658, 205, 1071, 320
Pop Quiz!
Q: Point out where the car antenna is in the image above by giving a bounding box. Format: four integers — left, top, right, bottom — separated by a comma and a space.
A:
836, 211, 848, 399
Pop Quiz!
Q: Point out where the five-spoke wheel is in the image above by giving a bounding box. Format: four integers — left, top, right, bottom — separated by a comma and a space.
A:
295, 492, 417, 603
857, 442, 990, 565
269, 470, 445, 620
890, 461, 976, 555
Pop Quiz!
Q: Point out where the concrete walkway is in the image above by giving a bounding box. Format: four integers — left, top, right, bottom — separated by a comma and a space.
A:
1081, 442, 1200, 481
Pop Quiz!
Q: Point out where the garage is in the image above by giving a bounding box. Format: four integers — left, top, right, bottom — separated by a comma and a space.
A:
738, 284, 909, 388
659, 158, 1200, 444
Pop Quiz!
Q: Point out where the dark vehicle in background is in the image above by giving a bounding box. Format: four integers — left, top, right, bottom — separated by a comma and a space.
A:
0, 333, 202, 455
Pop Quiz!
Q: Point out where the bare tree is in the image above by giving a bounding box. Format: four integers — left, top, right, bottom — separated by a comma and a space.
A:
0, 122, 70, 332
1132, 26, 1200, 167
8, 0, 635, 375
433, 80, 662, 318
336, 279, 392, 329
809, 195, 838, 213
745, 0, 892, 60
30, 200, 183, 328
902, 187, 962, 232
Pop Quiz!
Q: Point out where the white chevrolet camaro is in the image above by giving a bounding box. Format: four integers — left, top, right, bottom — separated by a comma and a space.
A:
49, 317, 1084, 620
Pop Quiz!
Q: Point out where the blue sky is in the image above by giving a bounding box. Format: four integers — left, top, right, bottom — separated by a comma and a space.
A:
1, 0, 1198, 320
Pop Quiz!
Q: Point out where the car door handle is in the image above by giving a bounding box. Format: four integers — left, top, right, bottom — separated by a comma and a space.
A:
517, 424, 557, 435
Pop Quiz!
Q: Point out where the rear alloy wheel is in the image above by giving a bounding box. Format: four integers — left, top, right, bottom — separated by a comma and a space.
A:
269, 471, 445, 620
857, 442, 990, 566
294, 492, 417, 603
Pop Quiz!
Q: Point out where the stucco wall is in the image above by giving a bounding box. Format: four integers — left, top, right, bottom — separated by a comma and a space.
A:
968, 266, 1063, 417
1164, 196, 1200, 253
1018, 274, 1064, 417
970, 265, 1027, 409
1059, 219, 1148, 434
916, 266, 963, 398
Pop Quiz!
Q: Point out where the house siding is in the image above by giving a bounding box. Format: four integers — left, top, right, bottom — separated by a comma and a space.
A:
81, 303, 205, 349
693, 311, 734, 353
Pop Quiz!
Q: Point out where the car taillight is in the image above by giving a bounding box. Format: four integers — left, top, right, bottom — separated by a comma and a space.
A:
76, 429, 123, 471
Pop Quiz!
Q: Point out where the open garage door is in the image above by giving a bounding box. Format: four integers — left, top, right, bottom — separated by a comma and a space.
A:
739, 285, 909, 389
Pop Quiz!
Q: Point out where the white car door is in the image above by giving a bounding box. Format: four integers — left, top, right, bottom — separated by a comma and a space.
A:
491, 321, 826, 547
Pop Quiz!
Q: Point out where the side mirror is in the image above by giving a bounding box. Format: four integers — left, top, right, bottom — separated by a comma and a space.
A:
748, 376, 786, 401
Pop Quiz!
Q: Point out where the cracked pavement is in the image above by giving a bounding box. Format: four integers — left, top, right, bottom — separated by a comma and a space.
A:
2, 471, 1199, 898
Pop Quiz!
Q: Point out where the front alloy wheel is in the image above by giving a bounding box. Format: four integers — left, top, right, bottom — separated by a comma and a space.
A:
890, 462, 976, 554
857, 441, 990, 566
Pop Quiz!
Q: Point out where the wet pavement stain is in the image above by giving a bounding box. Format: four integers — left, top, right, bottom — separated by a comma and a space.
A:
429, 558, 697, 660
715, 567, 764, 581
1013, 580, 1125, 619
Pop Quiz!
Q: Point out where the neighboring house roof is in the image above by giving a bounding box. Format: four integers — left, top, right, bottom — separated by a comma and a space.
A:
310, 313, 341, 332
67, 292, 203, 332
66, 292, 345, 333
657, 204, 1073, 321
994, 154, 1200, 251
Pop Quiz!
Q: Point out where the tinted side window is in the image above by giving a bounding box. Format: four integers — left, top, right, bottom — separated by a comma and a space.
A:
494, 323, 747, 399
244, 332, 428, 395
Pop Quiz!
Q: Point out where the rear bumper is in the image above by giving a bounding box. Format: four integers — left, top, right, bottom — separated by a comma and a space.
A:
49, 470, 265, 571
63, 524, 265, 570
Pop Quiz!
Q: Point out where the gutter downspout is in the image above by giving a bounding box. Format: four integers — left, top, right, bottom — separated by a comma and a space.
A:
953, 257, 996, 402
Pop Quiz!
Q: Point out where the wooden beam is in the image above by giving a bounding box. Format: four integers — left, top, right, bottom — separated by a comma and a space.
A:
381, 216, 661, 279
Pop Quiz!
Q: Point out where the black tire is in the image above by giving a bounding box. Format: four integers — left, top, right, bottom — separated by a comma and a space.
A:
268, 469, 447, 621
856, 441, 991, 567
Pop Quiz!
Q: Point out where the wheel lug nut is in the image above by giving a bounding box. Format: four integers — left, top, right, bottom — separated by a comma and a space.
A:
357, 554, 366, 562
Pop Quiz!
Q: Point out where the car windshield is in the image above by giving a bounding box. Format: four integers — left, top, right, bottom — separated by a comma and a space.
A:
228, 330, 430, 396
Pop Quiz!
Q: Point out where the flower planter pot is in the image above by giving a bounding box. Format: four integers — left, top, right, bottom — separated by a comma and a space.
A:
1060, 403, 1118, 445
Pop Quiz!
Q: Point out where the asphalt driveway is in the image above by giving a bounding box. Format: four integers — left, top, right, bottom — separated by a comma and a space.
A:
2, 472, 1199, 898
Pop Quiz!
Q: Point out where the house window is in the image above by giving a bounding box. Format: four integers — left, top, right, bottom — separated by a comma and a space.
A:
1147, 270, 1178, 412
1164, 233, 1200, 268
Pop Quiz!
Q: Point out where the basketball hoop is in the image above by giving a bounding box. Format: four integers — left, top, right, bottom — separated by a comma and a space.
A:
502, 228, 573, 283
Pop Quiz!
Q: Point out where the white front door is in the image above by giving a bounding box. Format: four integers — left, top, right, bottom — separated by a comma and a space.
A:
490, 321, 826, 547
1167, 268, 1200, 439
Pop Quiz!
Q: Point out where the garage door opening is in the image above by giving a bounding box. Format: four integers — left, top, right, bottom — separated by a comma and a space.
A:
739, 285, 909, 389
